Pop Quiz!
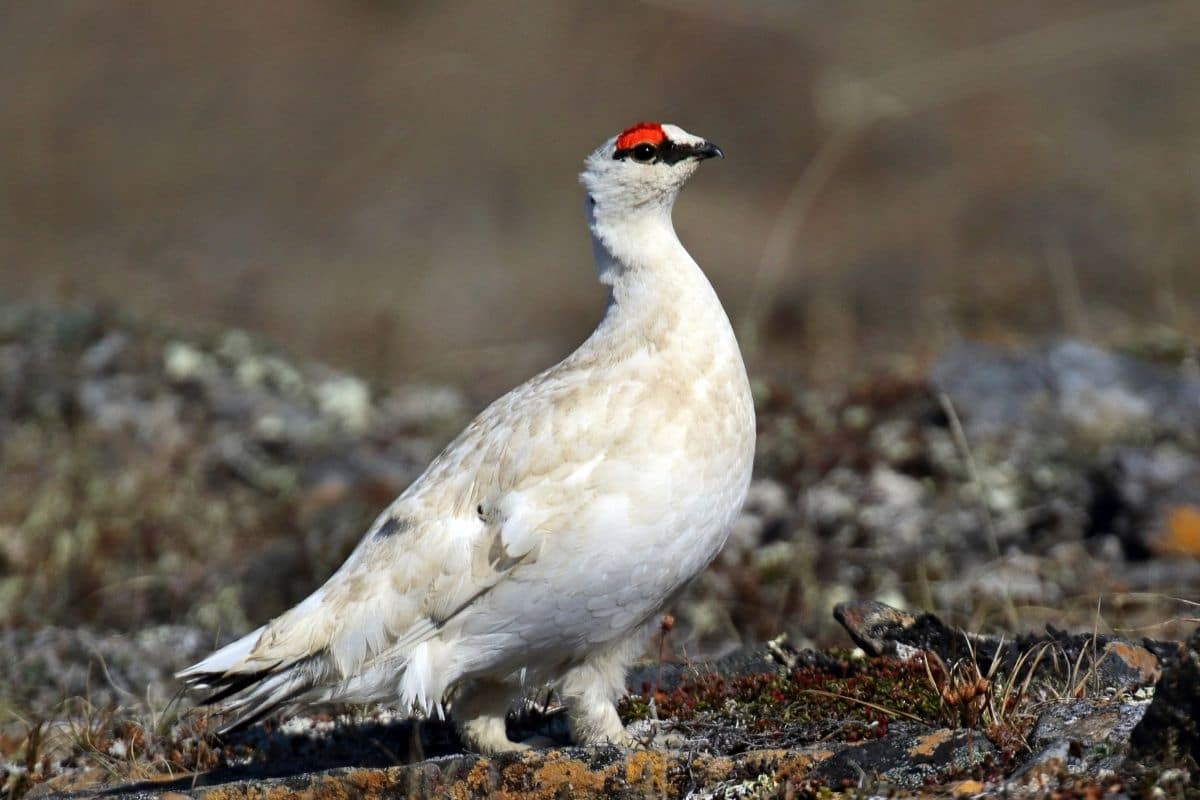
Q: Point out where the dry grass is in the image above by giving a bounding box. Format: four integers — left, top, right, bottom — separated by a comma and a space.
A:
921, 637, 1050, 748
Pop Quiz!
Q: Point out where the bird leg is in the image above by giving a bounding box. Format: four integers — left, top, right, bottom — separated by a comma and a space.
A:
560, 643, 638, 748
453, 678, 527, 754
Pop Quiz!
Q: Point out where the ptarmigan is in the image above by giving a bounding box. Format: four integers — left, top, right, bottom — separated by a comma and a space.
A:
178, 122, 756, 754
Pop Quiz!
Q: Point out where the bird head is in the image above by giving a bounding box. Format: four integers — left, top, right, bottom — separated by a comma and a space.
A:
581, 122, 723, 220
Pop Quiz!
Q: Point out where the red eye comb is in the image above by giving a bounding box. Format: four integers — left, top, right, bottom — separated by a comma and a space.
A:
615, 122, 666, 151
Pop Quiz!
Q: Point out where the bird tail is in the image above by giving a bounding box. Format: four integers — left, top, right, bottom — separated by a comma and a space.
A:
176, 581, 448, 731
176, 587, 343, 733
175, 624, 326, 733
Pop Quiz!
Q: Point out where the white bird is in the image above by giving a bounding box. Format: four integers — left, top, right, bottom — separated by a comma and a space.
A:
177, 122, 756, 754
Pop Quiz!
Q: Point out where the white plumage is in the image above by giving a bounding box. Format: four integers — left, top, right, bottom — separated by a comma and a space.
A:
178, 122, 756, 753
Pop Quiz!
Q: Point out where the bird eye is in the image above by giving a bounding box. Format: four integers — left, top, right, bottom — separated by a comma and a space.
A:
631, 143, 656, 162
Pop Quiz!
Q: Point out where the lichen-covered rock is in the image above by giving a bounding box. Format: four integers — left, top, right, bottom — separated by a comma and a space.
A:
1029, 699, 1150, 755
1129, 628, 1200, 774
834, 600, 1166, 693
1100, 445, 1200, 558
33, 729, 989, 799
809, 724, 995, 790
1003, 739, 1074, 794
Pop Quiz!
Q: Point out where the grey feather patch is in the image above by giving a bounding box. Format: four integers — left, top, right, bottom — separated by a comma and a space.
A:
374, 516, 412, 539
487, 532, 523, 573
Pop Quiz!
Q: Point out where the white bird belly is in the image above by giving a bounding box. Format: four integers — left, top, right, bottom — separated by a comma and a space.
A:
446, 435, 752, 681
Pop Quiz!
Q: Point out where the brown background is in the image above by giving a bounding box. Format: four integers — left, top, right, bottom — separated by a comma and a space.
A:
3, 1, 1198, 395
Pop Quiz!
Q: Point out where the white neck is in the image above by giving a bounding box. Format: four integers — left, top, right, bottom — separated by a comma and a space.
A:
586, 196, 699, 289
581, 194, 731, 357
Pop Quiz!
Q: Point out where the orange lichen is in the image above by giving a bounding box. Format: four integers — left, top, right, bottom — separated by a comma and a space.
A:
773, 749, 833, 784
527, 753, 608, 797
345, 768, 400, 797
624, 749, 669, 793
1103, 641, 1161, 684
950, 779, 986, 795
1160, 504, 1200, 556
460, 758, 497, 796
909, 728, 955, 757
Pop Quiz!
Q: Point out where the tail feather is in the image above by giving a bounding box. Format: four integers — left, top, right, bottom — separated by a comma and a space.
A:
211, 663, 320, 735
196, 664, 282, 707
176, 582, 447, 730
180, 652, 326, 734
177, 623, 324, 733
176, 626, 266, 684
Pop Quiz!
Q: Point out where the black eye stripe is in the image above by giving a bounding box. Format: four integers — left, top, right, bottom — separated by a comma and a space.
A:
613, 139, 698, 165
658, 140, 697, 165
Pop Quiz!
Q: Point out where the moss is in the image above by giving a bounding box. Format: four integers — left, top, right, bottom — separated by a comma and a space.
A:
621, 655, 944, 747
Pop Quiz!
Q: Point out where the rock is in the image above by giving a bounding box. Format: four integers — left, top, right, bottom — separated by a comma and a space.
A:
859, 466, 928, 549
802, 471, 858, 538
625, 644, 783, 695
1029, 699, 1149, 751
833, 600, 944, 660
723, 479, 792, 561
998, 695, 1147, 791
743, 479, 791, 522
1129, 628, 1200, 772
1004, 738, 1073, 792
42, 727, 995, 799
930, 343, 1050, 436
315, 375, 371, 433
834, 600, 1165, 693
80, 332, 130, 374
933, 339, 1200, 441
1096, 445, 1200, 558
935, 551, 1064, 611
808, 724, 995, 790
1093, 641, 1163, 692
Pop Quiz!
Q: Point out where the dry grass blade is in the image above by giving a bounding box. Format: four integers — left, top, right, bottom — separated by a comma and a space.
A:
937, 393, 1000, 561
22, 723, 42, 775
796, 688, 925, 724
920, 632, 1063, 755
1043, 234, 1092, 339
1067, 631, 1101, 700
1001, 642, 1051, 720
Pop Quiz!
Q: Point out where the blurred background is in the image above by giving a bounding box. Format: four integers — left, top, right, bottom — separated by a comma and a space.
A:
4, 0, 1198, 397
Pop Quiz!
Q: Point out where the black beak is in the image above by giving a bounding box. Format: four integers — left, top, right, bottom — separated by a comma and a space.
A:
659, 139, 726, 165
